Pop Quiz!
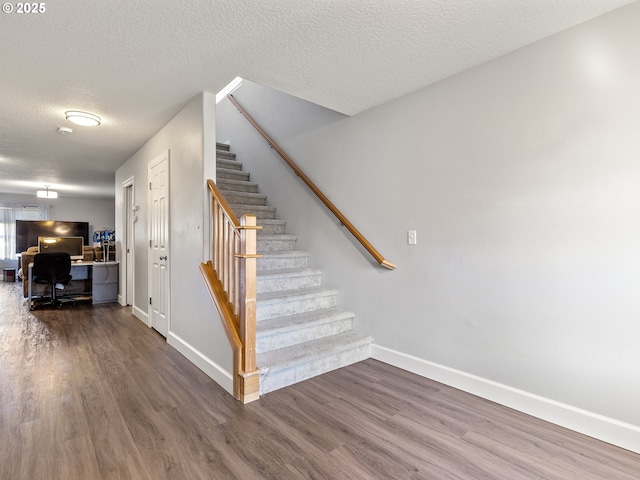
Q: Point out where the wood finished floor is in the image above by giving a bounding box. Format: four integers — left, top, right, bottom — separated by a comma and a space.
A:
1, 282, 638, 479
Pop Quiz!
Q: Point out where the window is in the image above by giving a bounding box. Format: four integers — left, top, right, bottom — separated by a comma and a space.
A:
0, 204, 50, 260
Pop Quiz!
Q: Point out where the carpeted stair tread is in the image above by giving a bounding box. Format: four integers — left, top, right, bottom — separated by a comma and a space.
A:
216, 158, 242, 170
221, 191, 268, 207
256, 250, 309, 272
256, 308, 356, 353
257, 250, 309, 273
257, 235, 298, 252
216, 143, 230, 151
257, 331, 372, 373
216, 168, 250, 181
257, 250, 307, 258
216, 150, 236, 161
256, 307, 354, 337
257, 286, 338, 305
256, 267, 321, 293
229, 203, 273, 211
257, 267, 322, 280
256, 286, 338, 321
230, 206, 276, 220
254, 219, 287, 235
218, 190, 267, 203
216, 178, 259, 193
257, 234, 297, 240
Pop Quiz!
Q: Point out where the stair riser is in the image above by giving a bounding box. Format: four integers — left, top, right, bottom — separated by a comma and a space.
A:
232, 206, 275, 219
257, 222, 286, 235
257, 294, 337, 321
217, 151, 236, 160
257, 318, 353, 353
257, 238, 297, 252
216, 143, 230, 152
257, 255, 308, 272
222, 192, 267, 206
259, 342, 371, 394
256, 273, 321, 294
217, 169, 249, 181
216, 180, 259, 193
217, 159, 242, 171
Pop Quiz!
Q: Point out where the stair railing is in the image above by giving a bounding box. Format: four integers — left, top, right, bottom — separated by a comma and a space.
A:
200, 179, 261, 403
227, 94, 397, 270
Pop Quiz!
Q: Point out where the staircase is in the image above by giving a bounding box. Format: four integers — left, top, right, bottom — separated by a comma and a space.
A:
215, 142, 372, 395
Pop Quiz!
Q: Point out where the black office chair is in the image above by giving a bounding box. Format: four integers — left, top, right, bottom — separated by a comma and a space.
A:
32, 252, 74, 308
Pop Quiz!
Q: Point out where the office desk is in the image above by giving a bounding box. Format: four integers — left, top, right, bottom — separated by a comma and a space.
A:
28, 261, 119, 308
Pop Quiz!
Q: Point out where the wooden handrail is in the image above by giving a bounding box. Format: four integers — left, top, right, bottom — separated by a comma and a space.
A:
208, 178, 241, 227
227, 94, 396, 270
200, 179, 261, 403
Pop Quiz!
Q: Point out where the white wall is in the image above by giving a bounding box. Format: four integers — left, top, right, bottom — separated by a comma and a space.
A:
115, 93, 233, 393
217, 3, 640, 450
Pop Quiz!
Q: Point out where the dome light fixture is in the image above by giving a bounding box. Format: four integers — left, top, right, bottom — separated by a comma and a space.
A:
65, 110, 101, 127
37, 186, 58, 199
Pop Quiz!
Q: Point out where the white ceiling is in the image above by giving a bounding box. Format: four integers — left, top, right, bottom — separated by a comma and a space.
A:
0, 0, 635, 199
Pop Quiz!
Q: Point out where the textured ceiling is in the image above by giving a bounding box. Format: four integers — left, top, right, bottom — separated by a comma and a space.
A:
0, 0, 635, 198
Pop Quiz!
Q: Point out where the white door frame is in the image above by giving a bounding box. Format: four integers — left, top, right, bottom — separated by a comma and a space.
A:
121, 177, 135, 307
148, 150, 170, 336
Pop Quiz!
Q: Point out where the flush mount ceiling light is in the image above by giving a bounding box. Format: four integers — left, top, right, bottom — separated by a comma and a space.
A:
65, 110, 101, 127
57, 126, 73, 134
37, 186, 58, 198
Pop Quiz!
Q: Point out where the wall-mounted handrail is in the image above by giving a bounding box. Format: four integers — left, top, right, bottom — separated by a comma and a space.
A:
227, 94, 396, 270
200, 179, 261, 403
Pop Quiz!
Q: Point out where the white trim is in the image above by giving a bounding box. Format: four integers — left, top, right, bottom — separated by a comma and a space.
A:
371, 344, 640, 454
215, 77, 243, 104
121, 176, 135, 309
167, 332, 234, 395
132, 305, 150, 326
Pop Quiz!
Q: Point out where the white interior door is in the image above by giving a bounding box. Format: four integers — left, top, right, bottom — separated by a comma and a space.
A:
148, 151, 170, 337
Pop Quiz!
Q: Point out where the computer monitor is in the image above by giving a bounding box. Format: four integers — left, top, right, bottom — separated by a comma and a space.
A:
38, 236, 84, 261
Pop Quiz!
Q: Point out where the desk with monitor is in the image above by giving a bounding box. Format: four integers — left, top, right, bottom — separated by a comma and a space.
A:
28, 260, 119, 309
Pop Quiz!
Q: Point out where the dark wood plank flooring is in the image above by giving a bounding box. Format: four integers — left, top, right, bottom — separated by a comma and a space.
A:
1, 282, 638, 479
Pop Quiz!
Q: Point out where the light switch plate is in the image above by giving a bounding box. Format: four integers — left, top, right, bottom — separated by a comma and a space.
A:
407, 230, 417, 245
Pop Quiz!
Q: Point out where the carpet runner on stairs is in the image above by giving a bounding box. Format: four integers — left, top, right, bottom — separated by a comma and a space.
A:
216, 142, 372, 395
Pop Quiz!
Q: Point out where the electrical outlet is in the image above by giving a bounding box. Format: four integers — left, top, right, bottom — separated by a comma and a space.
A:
407, 230, 417, 245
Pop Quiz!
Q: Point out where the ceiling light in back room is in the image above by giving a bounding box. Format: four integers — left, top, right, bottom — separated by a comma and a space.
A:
65, 110, 101, 127
37, 186, 58, 198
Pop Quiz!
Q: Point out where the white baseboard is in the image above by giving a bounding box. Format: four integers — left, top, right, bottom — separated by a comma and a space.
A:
167, 332, 234, 396
371, 344, 640, 454
132, 305, 149, 326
